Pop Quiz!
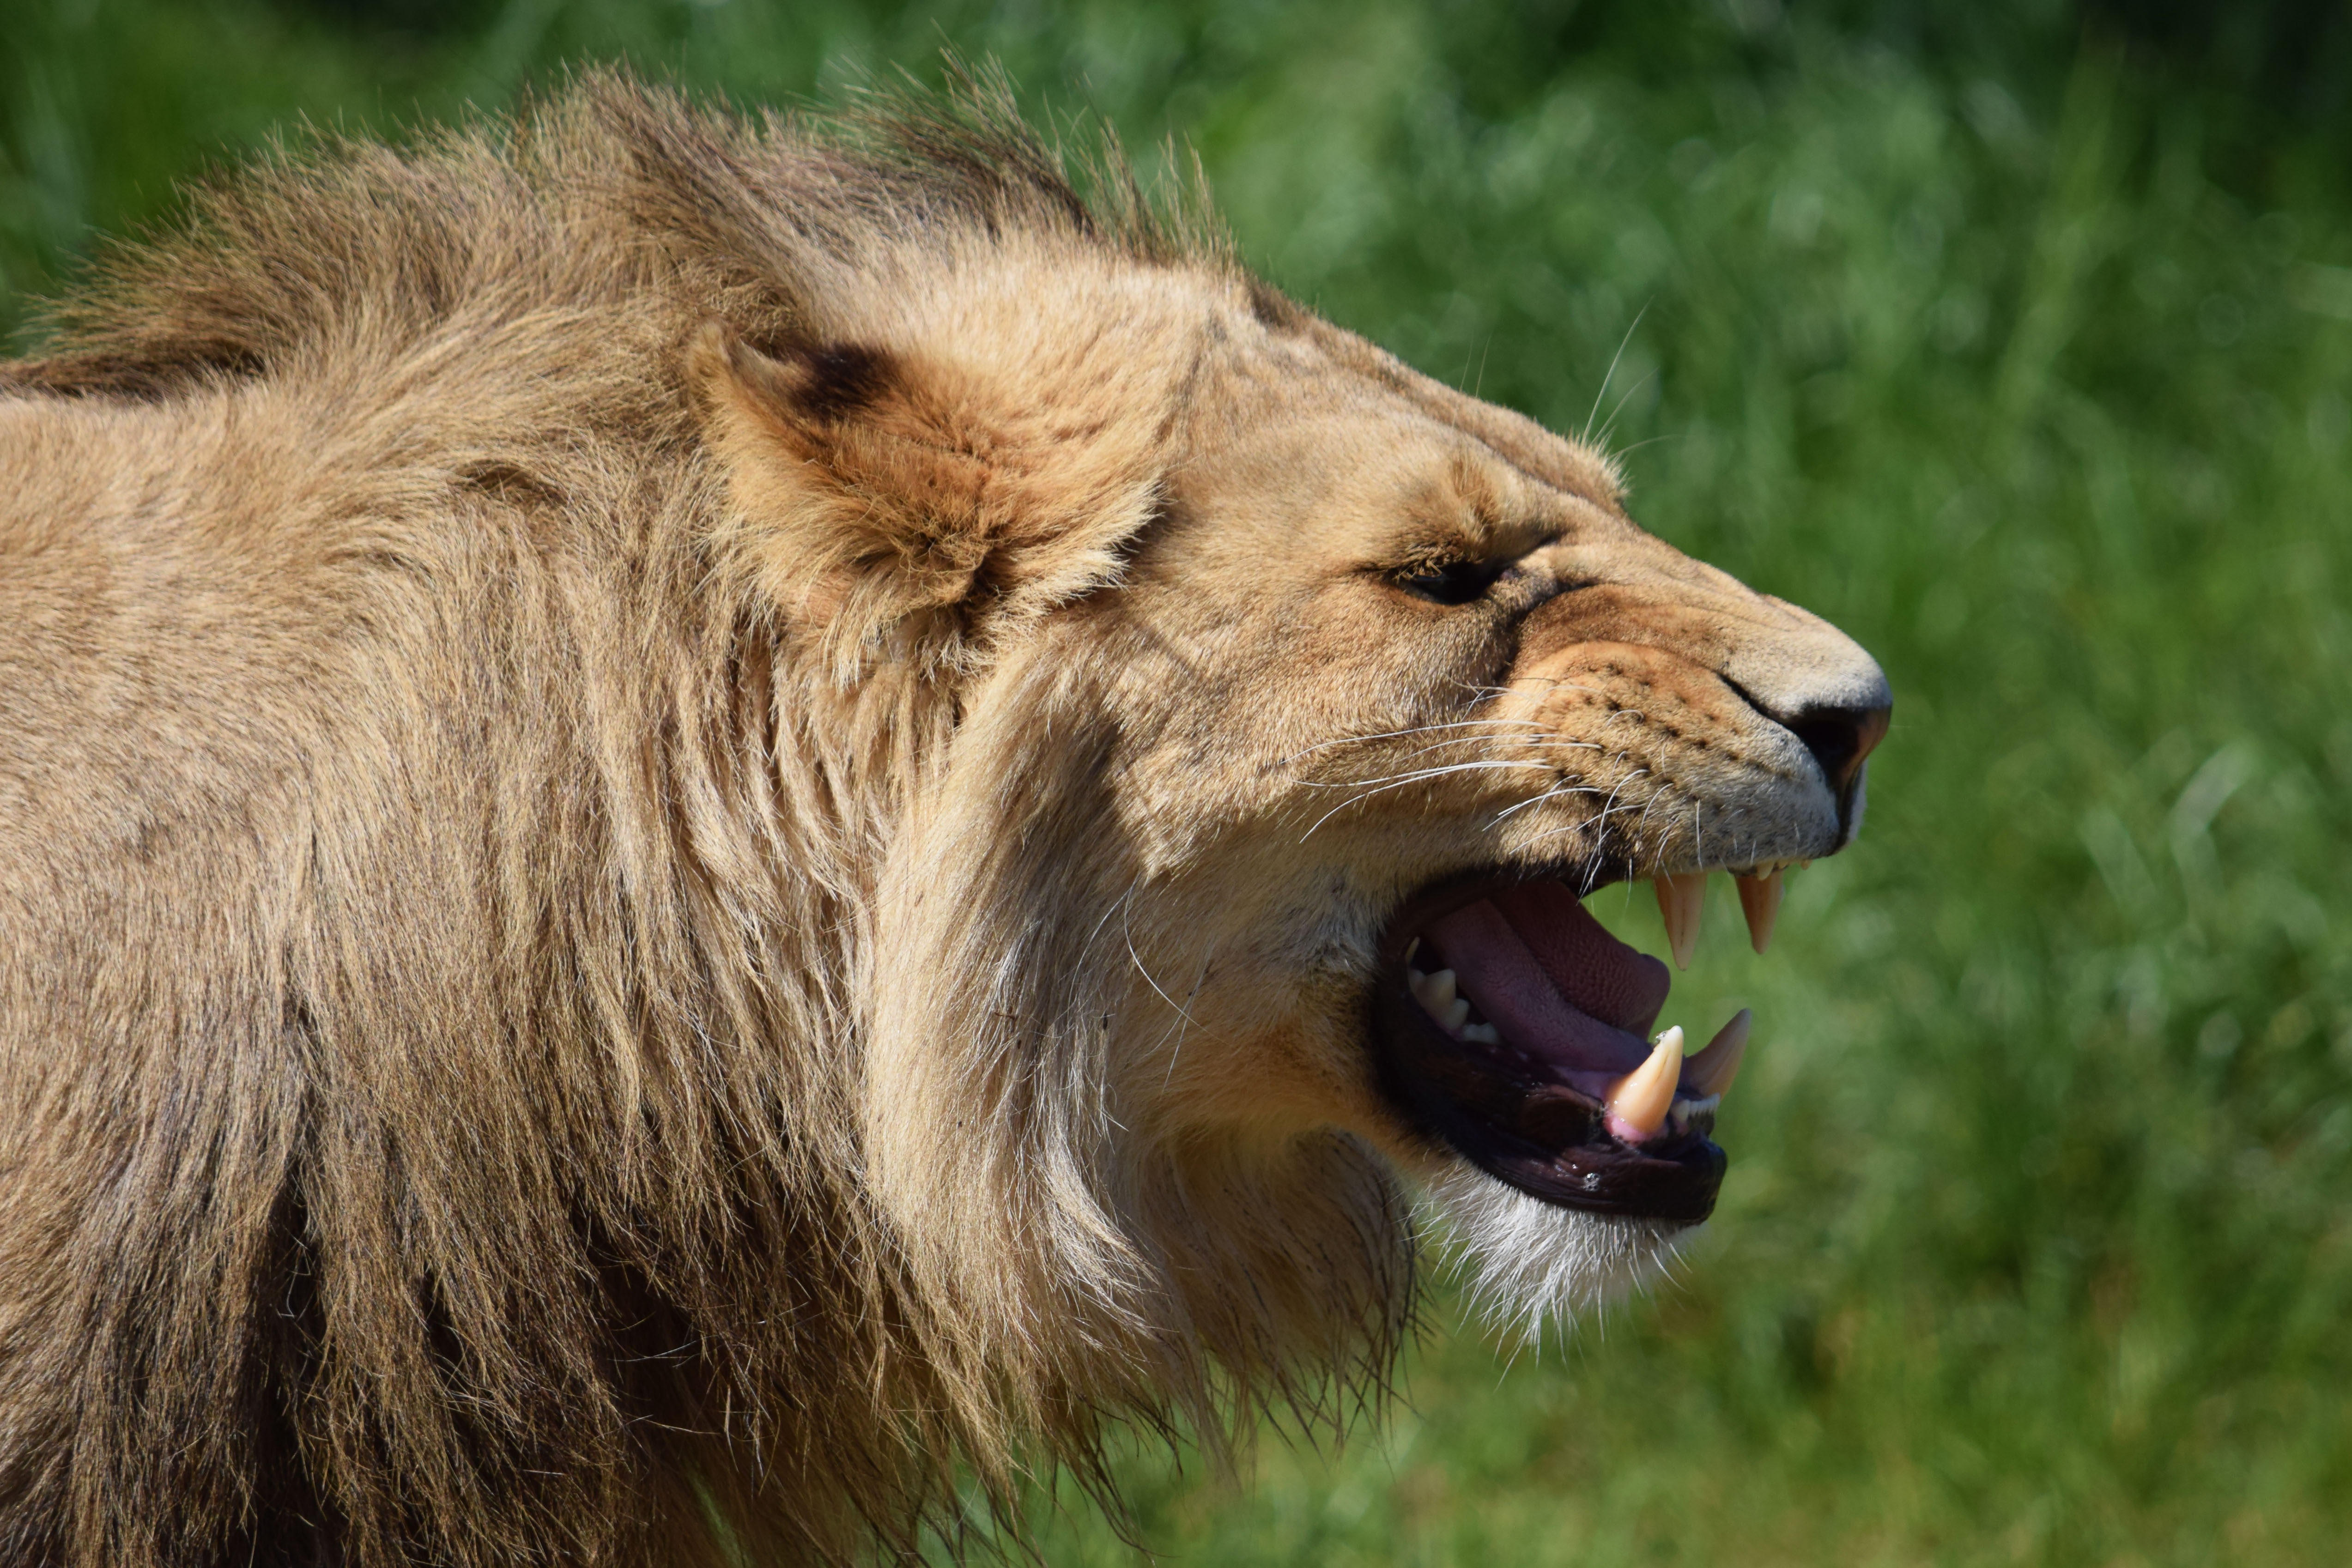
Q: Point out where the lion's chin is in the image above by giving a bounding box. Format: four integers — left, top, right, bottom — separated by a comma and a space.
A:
1417, 1157, 1691, 1338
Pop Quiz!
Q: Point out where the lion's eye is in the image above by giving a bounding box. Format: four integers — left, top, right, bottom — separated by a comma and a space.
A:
1396, 558, 1506, 606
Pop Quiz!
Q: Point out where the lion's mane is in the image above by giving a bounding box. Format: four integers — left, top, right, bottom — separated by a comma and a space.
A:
0, 74, 1406, 1566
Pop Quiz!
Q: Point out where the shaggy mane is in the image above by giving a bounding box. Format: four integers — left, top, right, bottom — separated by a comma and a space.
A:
4, 64, 1224, 400
0, 66, 1425, 1568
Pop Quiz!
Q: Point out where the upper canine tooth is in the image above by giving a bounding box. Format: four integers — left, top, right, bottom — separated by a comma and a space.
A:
1733, 867, 1785, 954
1653, 873, 1706, 970
1606, 1025, 1684, 1141
1681, 1008, 1752, 1098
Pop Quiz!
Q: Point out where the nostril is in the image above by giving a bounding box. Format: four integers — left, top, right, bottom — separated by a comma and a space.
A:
1784, 706, 1891, 793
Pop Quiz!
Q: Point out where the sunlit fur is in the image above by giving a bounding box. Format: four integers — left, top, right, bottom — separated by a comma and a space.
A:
0, 71, 1881, 1567
1418, 1162, 1689, 1343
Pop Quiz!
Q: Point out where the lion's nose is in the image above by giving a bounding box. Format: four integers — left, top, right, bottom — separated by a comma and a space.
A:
1782, 704, 1891, 793
1721, 626, 1891, 800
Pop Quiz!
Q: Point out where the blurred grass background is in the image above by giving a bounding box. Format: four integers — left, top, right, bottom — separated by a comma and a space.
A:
9, 0, 2352, 1562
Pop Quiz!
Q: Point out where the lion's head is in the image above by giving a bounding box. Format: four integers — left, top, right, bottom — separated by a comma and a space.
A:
685, 93, 1888, 1441
0, 72, 1886, 1563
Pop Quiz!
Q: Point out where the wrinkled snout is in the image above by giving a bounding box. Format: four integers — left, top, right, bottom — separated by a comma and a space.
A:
1506, 528, 1892, 861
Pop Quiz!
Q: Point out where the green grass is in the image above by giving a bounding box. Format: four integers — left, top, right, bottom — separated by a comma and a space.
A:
11, 1, 2352, 1562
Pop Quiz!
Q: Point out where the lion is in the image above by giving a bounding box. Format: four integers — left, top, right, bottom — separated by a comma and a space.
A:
0, 71, 1889, 1567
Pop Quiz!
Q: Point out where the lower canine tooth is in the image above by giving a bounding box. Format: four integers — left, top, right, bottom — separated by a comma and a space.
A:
1681, 1009, 1752, 1098
1422, 969, 1457, 1012
1654, 873, 1706, 970
1733, 867, 1785, 954
1606, 1025, 1684, 1142
1443, 998, 1470, 1033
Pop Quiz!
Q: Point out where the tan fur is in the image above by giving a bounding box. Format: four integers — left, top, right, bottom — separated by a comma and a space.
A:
0, 72, 1885, 1566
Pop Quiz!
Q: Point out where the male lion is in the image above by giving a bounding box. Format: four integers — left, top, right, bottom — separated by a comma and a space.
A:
0, 73, 1889, 1567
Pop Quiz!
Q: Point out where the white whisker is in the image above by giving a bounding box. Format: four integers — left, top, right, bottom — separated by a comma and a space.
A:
1156, 934, 1219, 1090
1521, 767, 1652, 853
1278, 718, 1545, 767
1487, 782, 1605, 828
1302, 758, 1545, 792
1123, 898, 1198, 1033
1582, 302, 1651, 446
1299, 760, 1544, 838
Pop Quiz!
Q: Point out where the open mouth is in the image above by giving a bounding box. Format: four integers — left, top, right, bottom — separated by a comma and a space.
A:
1370, 866, 1789, 1225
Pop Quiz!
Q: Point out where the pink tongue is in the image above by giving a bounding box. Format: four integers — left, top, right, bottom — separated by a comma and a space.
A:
1425, 884, 1670, 1075
1488, 882, 1670, 1033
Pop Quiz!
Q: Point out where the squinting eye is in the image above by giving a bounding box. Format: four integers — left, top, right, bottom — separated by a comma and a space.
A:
1397, 559, 1506, 606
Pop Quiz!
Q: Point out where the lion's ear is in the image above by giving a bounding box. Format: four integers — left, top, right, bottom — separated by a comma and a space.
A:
691, 321, 1164, 677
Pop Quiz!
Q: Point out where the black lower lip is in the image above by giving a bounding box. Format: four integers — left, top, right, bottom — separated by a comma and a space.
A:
1370, 874, 1726, 1226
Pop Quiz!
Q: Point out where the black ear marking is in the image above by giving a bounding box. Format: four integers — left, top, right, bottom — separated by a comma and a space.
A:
716, 327, 896, 425
793, 344, 892, 421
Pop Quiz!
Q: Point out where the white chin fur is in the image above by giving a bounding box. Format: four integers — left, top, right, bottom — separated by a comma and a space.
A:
1418, 1159, 1691, 1342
